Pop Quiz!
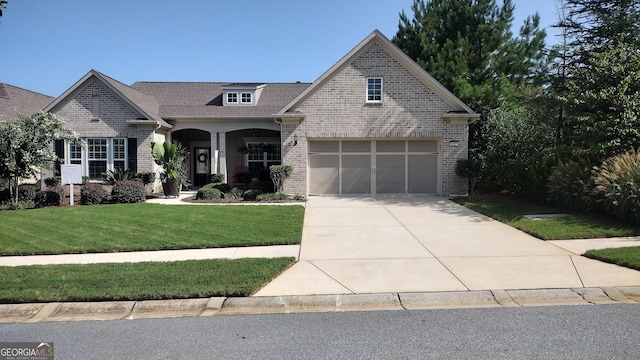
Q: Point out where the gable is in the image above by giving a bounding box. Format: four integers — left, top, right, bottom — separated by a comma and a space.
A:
278, 30, 477, 118
52, 77, 149, 137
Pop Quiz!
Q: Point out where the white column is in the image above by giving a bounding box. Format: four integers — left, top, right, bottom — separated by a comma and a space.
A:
219, 132, 227, 181
210, 132, 218, 174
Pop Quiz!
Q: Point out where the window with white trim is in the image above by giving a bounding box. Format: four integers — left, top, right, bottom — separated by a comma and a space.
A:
241, 92, 252, 104
366, 77, 383, 103
247, 142, 281, 176
69, 138, 128, 180
227, 92, 238, 104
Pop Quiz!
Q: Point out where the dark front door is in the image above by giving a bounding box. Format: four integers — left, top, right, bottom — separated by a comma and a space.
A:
193, 147, 210, 187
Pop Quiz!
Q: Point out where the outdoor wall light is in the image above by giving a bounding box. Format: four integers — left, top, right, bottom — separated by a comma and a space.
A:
449, 140, 459, 147
293, 135, 298, 146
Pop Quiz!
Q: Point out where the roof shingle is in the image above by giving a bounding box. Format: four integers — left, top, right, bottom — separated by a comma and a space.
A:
0, 83, 54, 120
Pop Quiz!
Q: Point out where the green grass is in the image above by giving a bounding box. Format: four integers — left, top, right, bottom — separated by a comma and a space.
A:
585, 247, 640, 271
0, 258, 295, 303
457, 196, 640, 240
0, 203, 304, 255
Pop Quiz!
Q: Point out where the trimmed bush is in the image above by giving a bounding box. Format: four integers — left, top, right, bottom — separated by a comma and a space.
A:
111, 180, 145, 203
44, 177, 61, 187
18, 184, 38, 202
256, 192, 288, 201
196, 187, 222, 200
592, 149, 640, 224
269, 165, 293, 192
242, 189, 263, 201
210, 173, 225, 184
34, 187, 65, 208
224, 187, 244, 199
81, 183, 109, 205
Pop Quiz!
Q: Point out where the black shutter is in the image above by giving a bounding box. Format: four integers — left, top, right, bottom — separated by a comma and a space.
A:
54, 140, 64, 176
128, 138, 137, 173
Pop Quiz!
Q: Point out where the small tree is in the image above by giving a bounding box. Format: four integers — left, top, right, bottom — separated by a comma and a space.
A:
269, 165, 293, 193
0, 112, 79, 206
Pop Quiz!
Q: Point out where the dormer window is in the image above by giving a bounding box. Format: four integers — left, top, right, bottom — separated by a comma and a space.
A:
222, 83, 265, 106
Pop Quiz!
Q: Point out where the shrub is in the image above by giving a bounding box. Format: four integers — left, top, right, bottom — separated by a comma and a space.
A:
136, 172, 156, 186
18, 184, 38, 202
242, 189, 263, 201
256, 192, 288, 201
548, 157, 596, 210
592, 149, 640, 224
81, 183, 109, 205
34, 187, 64, 208
224, 187, 244, 199
196, 187, 222, 200
210, 173, 225, 184
234, 171, 252, 187
202, 182, 231, 193
269, 165, 293, 192
455, 158, 481, 195
44, 177, 61, 187
105, 169, 138, 185
111, 180, 146, 203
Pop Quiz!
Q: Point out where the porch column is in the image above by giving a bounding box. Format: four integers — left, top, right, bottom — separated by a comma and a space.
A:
210, 132, 218, 174
219, 131, 227, 181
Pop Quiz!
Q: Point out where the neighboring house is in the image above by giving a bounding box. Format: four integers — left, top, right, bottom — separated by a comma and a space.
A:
43, 30, 478, 196
0, 83, 54, 120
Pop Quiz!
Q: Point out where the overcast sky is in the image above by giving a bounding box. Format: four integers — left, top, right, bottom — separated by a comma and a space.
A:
0, 0, 562, 97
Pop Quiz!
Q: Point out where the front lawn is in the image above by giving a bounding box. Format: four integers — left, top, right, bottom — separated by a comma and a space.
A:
456, 195, 640, 240
0, 258, 294, 303
0, 203, 304, 255
585, 247, 640, 271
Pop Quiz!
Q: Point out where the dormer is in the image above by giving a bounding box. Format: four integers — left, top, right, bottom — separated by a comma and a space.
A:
222, 83, 266, 106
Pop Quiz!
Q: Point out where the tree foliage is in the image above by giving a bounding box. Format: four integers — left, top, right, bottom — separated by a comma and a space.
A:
393, 0, 547, 110
0, 1, 7, 18
0, 112, 79, 205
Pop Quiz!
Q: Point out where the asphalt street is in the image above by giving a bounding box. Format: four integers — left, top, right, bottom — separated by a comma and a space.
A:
2, 304, 639, 359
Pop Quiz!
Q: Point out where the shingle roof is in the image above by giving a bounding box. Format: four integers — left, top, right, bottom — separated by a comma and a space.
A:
0, 83, 54, 120
94, 71, 171, 128
130, 82, 310, 118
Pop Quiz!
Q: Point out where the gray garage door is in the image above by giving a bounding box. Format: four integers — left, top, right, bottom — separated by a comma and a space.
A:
308, 140, 438, 195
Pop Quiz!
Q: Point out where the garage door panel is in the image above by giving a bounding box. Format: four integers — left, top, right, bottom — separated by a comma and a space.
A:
342, 155, 371, 194
376, 155, 405, 194
408, 155, 437, 193
309, 155, 339, 194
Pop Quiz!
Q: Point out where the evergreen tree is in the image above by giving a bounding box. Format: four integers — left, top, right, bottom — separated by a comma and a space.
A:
393, 0, 547, 110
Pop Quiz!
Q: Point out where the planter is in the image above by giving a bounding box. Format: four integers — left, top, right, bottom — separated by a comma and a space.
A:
162, 177, 181, 197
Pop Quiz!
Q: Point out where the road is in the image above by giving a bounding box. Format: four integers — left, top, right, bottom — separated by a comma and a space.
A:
2, 304, 639, 359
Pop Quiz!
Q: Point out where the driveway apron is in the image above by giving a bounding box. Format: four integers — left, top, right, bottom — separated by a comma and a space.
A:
254, 196, 640, 296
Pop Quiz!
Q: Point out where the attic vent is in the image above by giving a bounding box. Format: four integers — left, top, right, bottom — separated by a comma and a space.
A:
92, 89, 100, 96
373, 42, 379, 47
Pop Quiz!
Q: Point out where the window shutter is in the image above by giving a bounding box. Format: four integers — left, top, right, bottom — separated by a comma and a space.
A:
54, 140, 64, 176
127, 138, 137, 173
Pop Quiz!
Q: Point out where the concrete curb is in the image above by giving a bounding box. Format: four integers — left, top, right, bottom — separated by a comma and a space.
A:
1, 287, 639, 323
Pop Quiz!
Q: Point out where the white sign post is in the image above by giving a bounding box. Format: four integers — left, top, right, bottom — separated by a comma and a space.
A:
60, 164, 83, 206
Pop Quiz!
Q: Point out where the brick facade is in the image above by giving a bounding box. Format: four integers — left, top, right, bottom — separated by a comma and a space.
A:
52, 79, 158, 176
281, 41, 469, 196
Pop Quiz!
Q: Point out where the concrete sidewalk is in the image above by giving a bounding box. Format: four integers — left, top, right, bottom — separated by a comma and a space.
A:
255, 195, 640, 296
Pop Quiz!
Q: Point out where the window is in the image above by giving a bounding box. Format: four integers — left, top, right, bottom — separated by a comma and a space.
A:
227, 93, 238, 104
367, 77, 383, 102
246, 142, 281, 176
69, 138, 128, 180
241, 92, 252, 104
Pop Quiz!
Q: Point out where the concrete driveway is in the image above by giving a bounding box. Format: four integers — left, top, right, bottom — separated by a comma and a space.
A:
255, 196, 640, 296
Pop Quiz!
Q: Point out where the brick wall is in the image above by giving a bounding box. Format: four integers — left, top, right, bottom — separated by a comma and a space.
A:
52, 77, 157, 175
281, 40, 469, 196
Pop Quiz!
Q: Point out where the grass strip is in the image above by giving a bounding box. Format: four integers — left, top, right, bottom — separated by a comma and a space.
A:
457, 197, 640, 240
0, 258, 294, 303
584, 247, 640, 271
0, 203, 304, 255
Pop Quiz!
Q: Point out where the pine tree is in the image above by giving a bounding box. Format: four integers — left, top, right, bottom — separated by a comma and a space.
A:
393, 0, 547, 111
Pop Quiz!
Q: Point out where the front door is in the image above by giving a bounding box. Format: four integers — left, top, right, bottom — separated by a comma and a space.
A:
193, 147, 210, 187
